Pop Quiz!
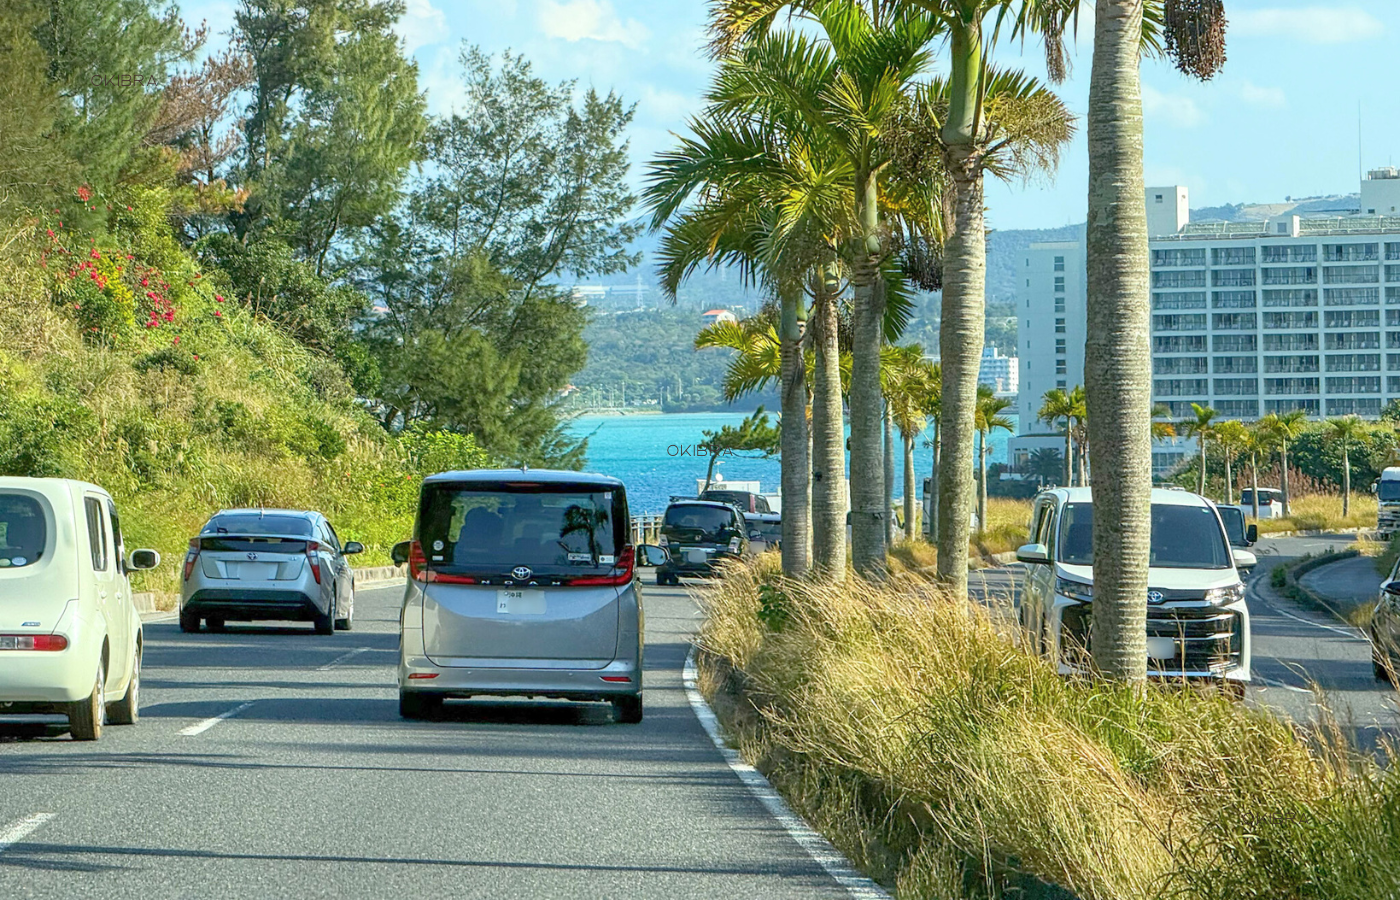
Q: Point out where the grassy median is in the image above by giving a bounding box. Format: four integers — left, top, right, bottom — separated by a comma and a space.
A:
695, 556, 1400, 900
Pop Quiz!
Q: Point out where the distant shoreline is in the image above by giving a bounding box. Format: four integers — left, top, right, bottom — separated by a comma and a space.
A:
566, 408, 763, 418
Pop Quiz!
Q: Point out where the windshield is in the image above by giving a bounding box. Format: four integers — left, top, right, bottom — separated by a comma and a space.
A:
752, 521, 782, 540
0, 494, 47, 569
204, 514, 313, 536
1217, 507, 1247, 545
1380, 481, 1400, 502
418, 483, 625, 575
1240, 489, 1280, 505
1058, 502, 1232, 569
664, 504, 740, 541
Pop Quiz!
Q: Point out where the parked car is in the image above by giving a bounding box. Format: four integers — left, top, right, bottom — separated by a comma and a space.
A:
1016, 487, 1253, 696
1213, 504, 1259, 575
1372, 556, 1400, 688
699, 488, 771, 514
179, 509, 362, 634
1238, 488, 1284, 519
747, 512, 782, 553
391, 470, 663, 723
656, 499, 749, 584
0, 478, 160, 740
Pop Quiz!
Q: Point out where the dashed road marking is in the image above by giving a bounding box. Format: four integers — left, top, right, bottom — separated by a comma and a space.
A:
318, 647, 371, 671
179, 701, 256, 737
0, 812, 55, 854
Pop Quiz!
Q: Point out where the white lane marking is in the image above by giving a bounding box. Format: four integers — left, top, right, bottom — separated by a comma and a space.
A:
1265, 600, 1364, 638
0, 812, 55, 854
318, 647, 371, 671
1254, 676, 1313, 694
683, 649, 891, 900
179, 701, 256, 737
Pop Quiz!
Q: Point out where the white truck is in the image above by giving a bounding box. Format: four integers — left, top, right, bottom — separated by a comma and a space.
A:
1378, 468, 1400, 539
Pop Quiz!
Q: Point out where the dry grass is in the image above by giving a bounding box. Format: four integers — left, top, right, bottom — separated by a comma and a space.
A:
1255, 493, 1378, 535
697, 557, 1400, 900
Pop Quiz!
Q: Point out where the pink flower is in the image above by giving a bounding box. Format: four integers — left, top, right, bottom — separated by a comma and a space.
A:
172, 336, 180, 345
214, 295, 224, 303
76, 185, 92, 202
213, 310, 223, 318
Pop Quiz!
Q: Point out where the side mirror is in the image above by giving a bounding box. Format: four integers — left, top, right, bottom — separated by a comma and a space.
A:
638, 544, 670, 567
1016, 543, 1051, 565
749, 530, 763, 541
1246, 524, 1258, 544
391, 541, 412, 566
343, 541, 365, 555
127, 549, 161, 571
1232, 549, 1257, 571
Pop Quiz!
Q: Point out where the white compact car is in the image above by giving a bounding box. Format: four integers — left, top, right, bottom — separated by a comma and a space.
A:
1016, 487, 1253, 695
1237, 488, 1284, 519
0, 478, 160, 740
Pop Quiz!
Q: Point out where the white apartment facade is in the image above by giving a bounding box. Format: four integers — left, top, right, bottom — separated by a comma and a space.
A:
1011, 168, 1400, 478
978, 346, 1019, 395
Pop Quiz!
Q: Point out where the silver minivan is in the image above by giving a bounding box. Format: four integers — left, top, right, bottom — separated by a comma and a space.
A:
392, 471, 667, 723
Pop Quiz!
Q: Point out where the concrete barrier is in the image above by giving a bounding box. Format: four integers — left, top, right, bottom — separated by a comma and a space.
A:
354, 564, 406, 585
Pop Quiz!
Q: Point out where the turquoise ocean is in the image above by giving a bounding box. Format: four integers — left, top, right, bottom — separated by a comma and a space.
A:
565, 411, 1018, 515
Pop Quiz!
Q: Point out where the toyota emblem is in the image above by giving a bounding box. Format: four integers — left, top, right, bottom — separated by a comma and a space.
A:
511, 566, 533, 582
246, 552, 259, 561
1147, 590, 1164, 604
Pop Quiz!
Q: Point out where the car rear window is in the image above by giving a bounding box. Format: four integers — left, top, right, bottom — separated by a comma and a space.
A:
203, 514, 314, 536
1217, 507, 1247, 545
1058, 502, 1231, 570
752, 520, 782, 540
663, 504, 739, 540
199, 537, 311, 554
0, 494, 46, 569
417, 483, 626, 575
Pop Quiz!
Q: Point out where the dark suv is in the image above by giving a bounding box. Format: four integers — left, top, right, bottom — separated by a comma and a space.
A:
656, 500, 749, 585
699, 489, 771, 514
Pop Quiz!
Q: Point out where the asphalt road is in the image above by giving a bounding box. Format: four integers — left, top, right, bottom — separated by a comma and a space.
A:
0, 580, 856, 899
970, 535, 1400, 745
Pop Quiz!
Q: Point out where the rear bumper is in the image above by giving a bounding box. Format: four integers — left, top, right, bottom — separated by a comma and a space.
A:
182, 589, 322, 621
399, 653, 641, 700
0, 649, 100, 706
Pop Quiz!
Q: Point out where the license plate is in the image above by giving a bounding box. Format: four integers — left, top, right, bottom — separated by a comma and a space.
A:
685, 550, 709, 565
497, 589, 546, 615
1146, 636, 1177, 660
235, 562, 276, 581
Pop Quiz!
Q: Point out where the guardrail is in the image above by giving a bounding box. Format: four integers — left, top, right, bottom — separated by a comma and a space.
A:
630, 515, 663, 545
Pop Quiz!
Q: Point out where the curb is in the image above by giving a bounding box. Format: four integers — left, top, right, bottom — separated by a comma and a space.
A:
1259, 527, 1374, 540
1279, 550, 1363, 624
354, 564, 406, 586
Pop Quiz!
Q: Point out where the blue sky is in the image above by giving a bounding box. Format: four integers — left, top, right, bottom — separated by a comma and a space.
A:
182, 1, 1399, 231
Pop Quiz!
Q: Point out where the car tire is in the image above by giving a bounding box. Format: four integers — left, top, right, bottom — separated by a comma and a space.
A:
612, 694, 643, 724
68, 660, 106, 741
655, 571, 668, 586
399, 691, 441, 720
107, 643, 140, 725
179, 610, 199, 633
314, 595, 335, 635
206, 617, 226, 633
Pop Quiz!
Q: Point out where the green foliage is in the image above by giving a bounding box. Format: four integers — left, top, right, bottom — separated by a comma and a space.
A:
1290, 427, 1393, 489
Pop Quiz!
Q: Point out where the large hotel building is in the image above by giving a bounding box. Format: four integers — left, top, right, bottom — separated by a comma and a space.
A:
1011, 167, 1400, 476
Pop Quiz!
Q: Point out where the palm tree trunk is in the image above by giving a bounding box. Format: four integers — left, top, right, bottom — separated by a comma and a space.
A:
809, 278, 847, 579
1084, 0, 1151, 684
903, 432, 916, 545
779, 288, 811, 577
936, 155, 986, 598
1064, 420, 1073, 488
1224, 453, 1233, 504
1280, 441, 1291, 517
850, 173, 888, 578
1251, 453, 1260, 519
1343, 445, 1351, 518
1198, 439, 1207, 496
977, 430, 988, 536
884, 401, 896, 544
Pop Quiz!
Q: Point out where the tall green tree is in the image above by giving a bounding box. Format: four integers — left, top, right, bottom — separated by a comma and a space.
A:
699, 408, 782, 493
1184, 403, 1218, 496
1214, 418, 1249, 505
1038, 386, 1079, 488
1325, 416, 1370, 518
1258, 408, 1308, 517
883, 345, 937, 541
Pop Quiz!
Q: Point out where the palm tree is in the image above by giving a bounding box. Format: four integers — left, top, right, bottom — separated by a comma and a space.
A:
974, 386, 1014, 536
921, 361, 944, 539
1183, 403, 1218, 496
883, 345, 938, 542
1037, 387, 1077, 487
1151, 403, 1177, 440
1213, 419, 1250, 505
1325, 416, 1370, 518
1069, 384, 1089, 486
1081, 0, 1228, 683
1245, 419, 1270, 520
1257, 408, 1308, 518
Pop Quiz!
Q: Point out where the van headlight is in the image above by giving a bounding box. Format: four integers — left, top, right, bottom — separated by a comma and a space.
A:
1055, 577, 1094, 603
1205, 583, 1245, 605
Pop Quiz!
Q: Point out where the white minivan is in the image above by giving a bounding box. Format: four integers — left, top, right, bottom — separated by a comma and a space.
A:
0, 478, 160, 740
1016, 487, 1253, 695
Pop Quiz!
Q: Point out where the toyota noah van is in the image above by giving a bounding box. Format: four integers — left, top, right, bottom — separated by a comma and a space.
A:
392, 470, 667, 723
1016, 487, 1254, 696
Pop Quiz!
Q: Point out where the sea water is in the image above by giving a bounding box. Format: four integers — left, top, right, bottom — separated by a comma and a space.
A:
565, 411, 1018, 515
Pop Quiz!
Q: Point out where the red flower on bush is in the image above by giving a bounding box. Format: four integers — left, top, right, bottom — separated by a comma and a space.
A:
214, 294, 224, 303
76, 185, 92, 202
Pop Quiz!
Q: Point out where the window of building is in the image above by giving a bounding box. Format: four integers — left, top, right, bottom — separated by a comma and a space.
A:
1262, 266, 1318, 285
1154, 357, 1208, 375
1325, 309, 1381, 329
1055, 318, 1065, 334
1323, 243, 1379, 262
1054, 276, 1065, 293
1152, 291, 1206, 310
1213, 356, 1257, 374
1152, 248, 1206, 267
1212, 313, 1257, 331
1153, 314, 1207, 332
1055, 361, 1067, 375
1054, 256, 1065, 272
1265, 398, 1320, 415
1153, 379, 1209, 397
1322, 265, 1380, 284
1325, 376, 1382, 394
1390, 287, 1400, 305
1212, 291, 1256, 309
1264, 377, 1320, 395
1262, 289, 1318, 307
1212, 268, 1256, 287
1263, 333, 1319, 352
1055, 302, 1065, 313
1212, 247, 1256, 266
1055, 338, 1066, 353
1326, 331, 1381, 350
1264, 355, 1319, 374
1056, 380, 1066, 390
1214, 378, 1259, 396
1216, 400, 1260, 418
1325, 354, 1381, 373
1213, 334, 1257, 353
1153, 270, 1207, 289
1327, 397, 1382, 416
1389, 332, 1400, 350
1153, 335, 1207, 353
1386, 243, 1400, 261
1386, 265, 1400, 283
1263, 311, 1318, 329
1262, 245, 1318, 264
1324, 288, 1380, 306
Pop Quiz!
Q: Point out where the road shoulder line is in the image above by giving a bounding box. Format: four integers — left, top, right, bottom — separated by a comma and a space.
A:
682, 648, 891, 900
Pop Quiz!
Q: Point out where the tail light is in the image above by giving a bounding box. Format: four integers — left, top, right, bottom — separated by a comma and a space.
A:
183, 538, 200, 581
408, 540, 478, 584
306, 540, 322, 584
0, 634, 68, 651
572, 546, 635, 586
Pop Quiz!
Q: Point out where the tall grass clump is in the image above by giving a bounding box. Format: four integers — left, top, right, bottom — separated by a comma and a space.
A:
696, 557, 1400, 899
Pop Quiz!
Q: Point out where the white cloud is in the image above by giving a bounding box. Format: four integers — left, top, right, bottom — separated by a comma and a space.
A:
395, 0, 449, 53
1141, 84, 1204, 129
1232, 7, 1383, 44
1238, 80, 1286, 109
422, 45, 470, 115
537, 0, 650, 49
